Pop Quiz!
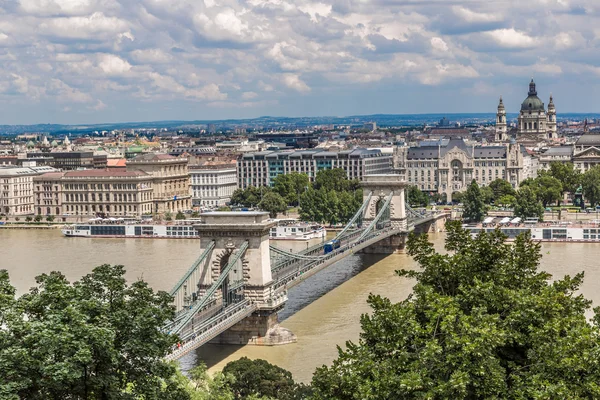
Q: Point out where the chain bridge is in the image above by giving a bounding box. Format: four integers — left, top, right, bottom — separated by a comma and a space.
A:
164, 175, 448, 361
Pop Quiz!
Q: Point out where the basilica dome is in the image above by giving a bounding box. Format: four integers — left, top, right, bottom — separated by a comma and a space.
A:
520, 79, 545, 111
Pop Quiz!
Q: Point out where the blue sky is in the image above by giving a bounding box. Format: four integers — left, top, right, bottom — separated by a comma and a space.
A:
0, 0, 599, 124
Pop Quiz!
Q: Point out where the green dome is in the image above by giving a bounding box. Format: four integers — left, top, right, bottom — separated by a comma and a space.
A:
520, 79, 545, 112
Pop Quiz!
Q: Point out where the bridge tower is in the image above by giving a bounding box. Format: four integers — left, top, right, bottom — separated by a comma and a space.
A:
361, 174, 409, 254
194, 212, 295, 346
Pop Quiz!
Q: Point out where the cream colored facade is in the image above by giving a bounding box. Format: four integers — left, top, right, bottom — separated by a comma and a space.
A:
128, 154, 192, 213
190, 162, 238, 207
0, 166, 56, 216
34, 170, 154, 218
396, 139, 537, 199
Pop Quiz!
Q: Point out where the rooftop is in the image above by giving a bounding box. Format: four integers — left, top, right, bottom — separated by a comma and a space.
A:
64, 169, 149, 178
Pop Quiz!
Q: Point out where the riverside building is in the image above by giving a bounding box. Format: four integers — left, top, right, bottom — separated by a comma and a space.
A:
190, 160, 238, 208
237, 148, 392, 189
395, 138, 537, 200
0, 166, 57, 216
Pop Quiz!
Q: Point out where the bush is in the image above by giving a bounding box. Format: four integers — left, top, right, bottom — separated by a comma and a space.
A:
46, 215, 55, 222
34, 215, 42, 223
175, 211, 185, 220
25, 216, 32, 222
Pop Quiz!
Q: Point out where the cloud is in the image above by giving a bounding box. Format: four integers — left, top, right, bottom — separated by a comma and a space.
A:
0, 0, 600, 122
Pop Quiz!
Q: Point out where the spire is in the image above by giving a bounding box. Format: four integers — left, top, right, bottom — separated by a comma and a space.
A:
498, 96, 505, 109
528, 79, 537, 96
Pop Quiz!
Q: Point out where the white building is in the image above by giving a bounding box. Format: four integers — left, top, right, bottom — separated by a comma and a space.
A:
0, 166, 57, 215
190, 161, 238, 207
238, 148, 392, 189
395, 139, 537, 200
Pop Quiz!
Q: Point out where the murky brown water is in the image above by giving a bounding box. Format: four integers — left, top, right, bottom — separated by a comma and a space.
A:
2, 229, 600, 383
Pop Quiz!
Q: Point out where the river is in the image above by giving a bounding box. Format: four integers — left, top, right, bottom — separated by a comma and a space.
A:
2, 229, 600, 383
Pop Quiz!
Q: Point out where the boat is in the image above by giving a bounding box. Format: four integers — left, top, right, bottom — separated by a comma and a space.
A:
62, 218, 200, 239
269, 219, 326, 240
466, 218, 600, 242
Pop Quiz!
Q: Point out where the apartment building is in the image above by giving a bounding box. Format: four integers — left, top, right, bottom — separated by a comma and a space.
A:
0, 166, 57, 215
238, 148, 392, 189
128, 154, 192, 213
26, 152, 97, 170
189, 160, 238, 207
34, 170, 154, 218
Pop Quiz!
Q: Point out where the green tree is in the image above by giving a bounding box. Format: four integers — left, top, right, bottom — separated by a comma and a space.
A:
176, 211, 186, 220
582, 166, 600, 207
273, 173, 310, 206
548, 161, 581, 202
258, 191, 288, 218
489, 178, 515, 202
0, 265, 189, 399
407, 186, 428, 207
45, 215, 55, 222
497, 194, 516, 208
451, 191, 464, 203
222, 357, 304, 400
462, 180, 486, 222
165, 211, 173, 221
480, 185, 494, 204
25, 216, 32, 222
34, 215, 42, 223
311, 222, 600, 399
514, 186, 544, 221
217, 206, 232, 212
313, 169, 359, 193
191, 211, 200, 218
521, 175, 562, 207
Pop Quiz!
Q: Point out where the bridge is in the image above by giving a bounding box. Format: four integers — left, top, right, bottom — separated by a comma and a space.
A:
164, 175, 448, 361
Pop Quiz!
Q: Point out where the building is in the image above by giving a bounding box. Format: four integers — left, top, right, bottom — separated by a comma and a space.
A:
538, 146, 573, 170
34, 170, 154, 218
127, 154, 192, 213
573, 134, 600, 172
0, 166, 57, 215
238, 148, 392, 189
26, 152, 96, 170
496, 80, 557, 141
395, 138, 537, 199
190, 160, 238, 207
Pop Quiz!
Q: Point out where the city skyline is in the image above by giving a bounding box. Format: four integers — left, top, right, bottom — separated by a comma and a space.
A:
1, 1, 600, 124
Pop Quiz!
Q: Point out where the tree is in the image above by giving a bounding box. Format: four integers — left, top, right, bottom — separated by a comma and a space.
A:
258, 191, 288, 218
231, 187, 267, 208
176, 211, 186, 220
548, 161, 581, 202
582, 166, 600, 207
311, 222, 600, 399
45, 215, 55, 222
489, 178, 515, 202
521, 175, 562, 207
514, 185, 544, 221
462, 180, 486, 222
25, 216, 32, 222
407, 186, 428, 207
313, 169, 359, 193
191, 211, 200, 218
222, 357, 305, 400
273, 173, 310, 206
34, 215, 42, 223
480, 185, 494, 205
451, 191, 464, 204
496, 194, 516, 208
0, 265, 190, 399
165, 211, 173, 221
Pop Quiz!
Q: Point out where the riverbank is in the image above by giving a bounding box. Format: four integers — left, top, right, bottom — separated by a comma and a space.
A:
0, 224, 63, 229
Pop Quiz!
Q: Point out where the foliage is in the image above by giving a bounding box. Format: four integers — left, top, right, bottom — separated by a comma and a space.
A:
299, 187, 362, 226
222, 357, 310, 400
0, 265, 188, 400
258, 192, 288, 218
34, 215, 42, 223
406, 186, 428, 207
313, 169, 359, 193
547, 161, 581, 199
514, 186, 544, 220
14, 217, 19, 222
451, 191, 464, 203
521, 175, 562, 207
217, 206, 232, 212
165, 211, 173, 221
273, 173, 310, 207
176, 211, 186, 220
311, 222, 600, 399
582, 166, 600, 207
462, 180, 486, 222
480, 185, 494, 204
231, 187, 267, 208
191, 211, 200, 218
45, 215, 55, 222
496, 194, 516, 208
25, 216, 32, 222
488, 178, 515, 203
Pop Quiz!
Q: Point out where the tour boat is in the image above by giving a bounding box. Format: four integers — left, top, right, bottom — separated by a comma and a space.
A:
269, 219, 326, 240
62, 219, 200, 239
466, 218, 600, 242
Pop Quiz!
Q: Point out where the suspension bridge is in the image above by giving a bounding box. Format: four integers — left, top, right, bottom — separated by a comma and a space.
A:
164, 175, 448, 361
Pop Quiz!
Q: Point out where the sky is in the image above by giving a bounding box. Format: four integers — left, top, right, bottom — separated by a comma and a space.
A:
0, 0, 599, 125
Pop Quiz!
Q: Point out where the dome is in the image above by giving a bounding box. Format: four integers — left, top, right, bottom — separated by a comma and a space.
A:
520, 80, 545, 111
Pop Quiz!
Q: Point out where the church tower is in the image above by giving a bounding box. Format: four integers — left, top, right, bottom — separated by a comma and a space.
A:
495, 96, 507, 141
517, 79, 548, 139
547, 95, 557, 139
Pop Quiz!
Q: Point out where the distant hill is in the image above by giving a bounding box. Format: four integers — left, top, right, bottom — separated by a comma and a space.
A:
2, 113, 599, 136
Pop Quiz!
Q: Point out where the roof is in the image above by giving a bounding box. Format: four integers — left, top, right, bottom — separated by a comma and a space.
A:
129, 153, 179, 162
543, 146, 573, 156
576, 134, 600, 146
64, 170, 149, 178
0, 165, 57, 176
106, 158, 127, 167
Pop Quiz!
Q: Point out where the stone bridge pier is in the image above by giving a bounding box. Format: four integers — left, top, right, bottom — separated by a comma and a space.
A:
194, 212, 296, 346
360, 174, 409, 254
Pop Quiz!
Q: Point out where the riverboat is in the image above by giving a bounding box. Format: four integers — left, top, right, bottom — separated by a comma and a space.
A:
62, 219, 200, 239
269, 219, 326, 240
467, 217, 600, 242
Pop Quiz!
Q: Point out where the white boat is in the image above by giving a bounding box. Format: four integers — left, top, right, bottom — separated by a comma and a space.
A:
467, 220, 600, 242
62, 220, 200, 239
269, 219, 326, 240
